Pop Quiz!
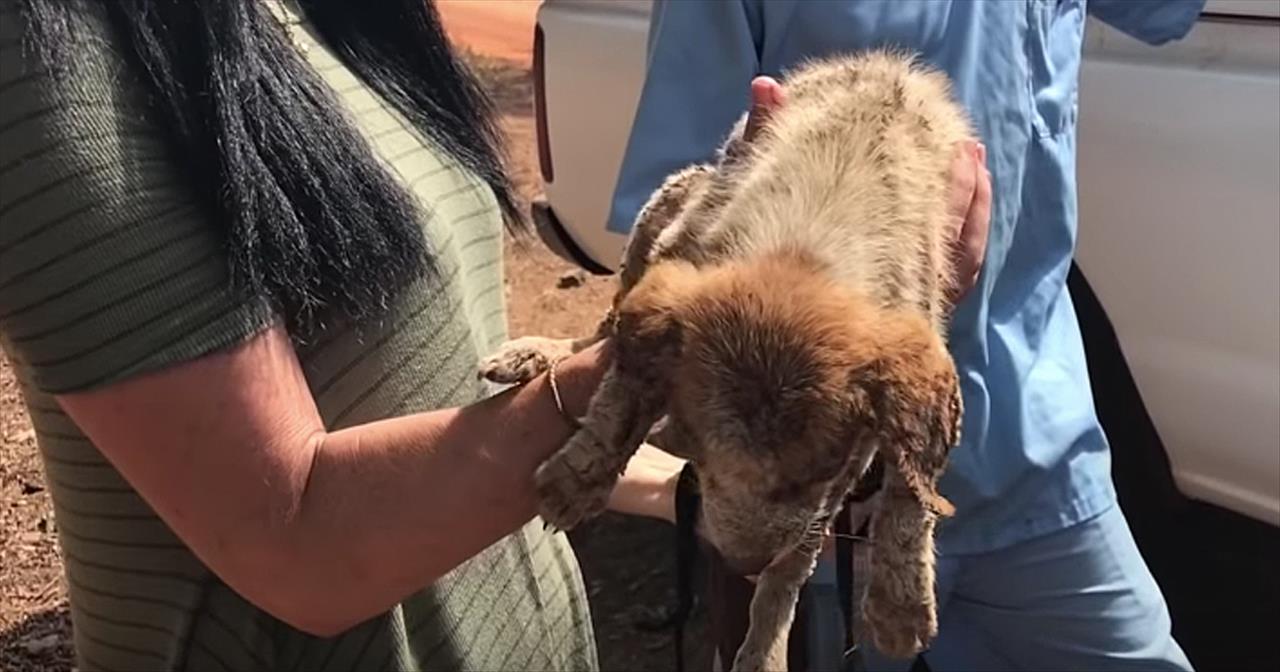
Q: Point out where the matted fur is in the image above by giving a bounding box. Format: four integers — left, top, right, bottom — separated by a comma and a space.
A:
482, 51, 971, 671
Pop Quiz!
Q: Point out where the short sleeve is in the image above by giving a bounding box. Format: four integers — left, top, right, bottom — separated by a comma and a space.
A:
605, 0, 760, 235
0, 3, 276, 394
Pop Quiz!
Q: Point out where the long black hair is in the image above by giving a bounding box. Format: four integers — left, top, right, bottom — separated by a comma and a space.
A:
19, 0, 522, 328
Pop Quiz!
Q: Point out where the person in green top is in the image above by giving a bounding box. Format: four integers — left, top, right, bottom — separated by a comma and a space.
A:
0, 0, 694, 669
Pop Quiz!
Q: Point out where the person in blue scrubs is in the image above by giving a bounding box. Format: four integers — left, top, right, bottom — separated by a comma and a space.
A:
607, 1, 1207, 670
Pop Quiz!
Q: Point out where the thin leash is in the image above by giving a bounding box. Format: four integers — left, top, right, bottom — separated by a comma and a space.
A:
841, 457, 885, 668
836, 504, 856, 655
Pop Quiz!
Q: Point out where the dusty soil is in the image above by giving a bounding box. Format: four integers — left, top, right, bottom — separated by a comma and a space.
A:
0, 41, 710, 672
437, 0, 539, 67
1, 362, 73, 672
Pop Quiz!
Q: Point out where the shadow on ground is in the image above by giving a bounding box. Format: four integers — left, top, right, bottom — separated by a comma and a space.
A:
570, 513, 715, 672
0, 604, 73, 672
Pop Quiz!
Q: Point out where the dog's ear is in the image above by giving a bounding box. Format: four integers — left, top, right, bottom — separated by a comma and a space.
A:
847, 331, 960, 518
614, 260, 696, 362
851, 328, 960, 658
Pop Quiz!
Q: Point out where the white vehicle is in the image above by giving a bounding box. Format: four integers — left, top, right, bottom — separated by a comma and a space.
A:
528, 0, 1279, 531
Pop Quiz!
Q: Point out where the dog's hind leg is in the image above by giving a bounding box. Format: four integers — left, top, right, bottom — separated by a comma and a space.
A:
534, 265, 692, 529
617, 164, 715, 294
534, 357, 671, 530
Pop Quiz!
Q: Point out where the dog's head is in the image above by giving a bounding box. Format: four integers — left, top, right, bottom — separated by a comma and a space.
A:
616, 249, 959, 573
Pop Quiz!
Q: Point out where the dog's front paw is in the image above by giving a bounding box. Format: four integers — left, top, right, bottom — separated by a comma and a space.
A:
477, 337, 569, 385
862, 587, 936, 660
534, 431, 617, 531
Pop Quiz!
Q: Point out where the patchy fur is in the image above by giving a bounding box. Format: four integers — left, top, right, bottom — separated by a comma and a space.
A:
480, 51, 970, 670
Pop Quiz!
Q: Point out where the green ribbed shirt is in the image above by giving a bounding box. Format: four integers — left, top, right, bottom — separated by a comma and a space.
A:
0, 2, 596, 670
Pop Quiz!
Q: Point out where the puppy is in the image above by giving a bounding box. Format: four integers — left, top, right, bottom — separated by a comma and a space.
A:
482, 50, 971, 671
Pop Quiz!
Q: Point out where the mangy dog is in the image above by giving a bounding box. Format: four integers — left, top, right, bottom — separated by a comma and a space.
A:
480, 51, 972, 672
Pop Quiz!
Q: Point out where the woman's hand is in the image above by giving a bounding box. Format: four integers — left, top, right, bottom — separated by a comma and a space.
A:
609, 443, 686, 523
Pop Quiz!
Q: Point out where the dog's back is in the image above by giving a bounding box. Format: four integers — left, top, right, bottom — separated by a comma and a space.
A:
650, 51, 972, 332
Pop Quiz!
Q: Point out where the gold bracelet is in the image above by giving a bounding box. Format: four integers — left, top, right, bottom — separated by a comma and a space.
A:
547, 359, 583, 430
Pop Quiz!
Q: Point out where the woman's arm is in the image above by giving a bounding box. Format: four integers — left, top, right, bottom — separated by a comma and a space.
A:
58, 324, 618, 636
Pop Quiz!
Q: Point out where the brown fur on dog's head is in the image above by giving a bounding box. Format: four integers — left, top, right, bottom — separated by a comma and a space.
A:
619, 250, 959, 573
